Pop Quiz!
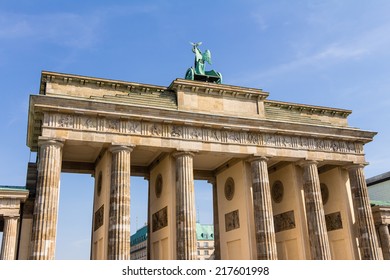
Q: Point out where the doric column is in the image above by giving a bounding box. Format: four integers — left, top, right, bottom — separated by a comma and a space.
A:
29, 139, 63, 260
209, 178, 221, 260
108, 145, 133, 260
249, 156, 277, 260
378, 224, 390, 260
347, 165, 381, 259
146, 176, 151, 260
300, 160, 331, 260
1, 216, 19, 260
174, 151, 197, 260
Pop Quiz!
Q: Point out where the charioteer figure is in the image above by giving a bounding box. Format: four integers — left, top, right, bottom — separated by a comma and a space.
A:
185, 42, 222, 84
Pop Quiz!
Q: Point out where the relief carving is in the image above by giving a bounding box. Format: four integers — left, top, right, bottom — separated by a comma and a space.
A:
247, 132, 259, 144
171, 125, 182, 137
48, 112, 362, 155
58, 114, 73, 128
189, 127, 202, 139
107, 119, 119, 131
325, 212, 343, 231
274, 210, 296, 233
85, 118, 96, 129
128, 121, 141, 134
150, 123, 162, 136
94, 205, 104, 231
209, 130, 221, 141
152, 206, 168, 232
225, 209, 240, 232
227, 131, 240, 143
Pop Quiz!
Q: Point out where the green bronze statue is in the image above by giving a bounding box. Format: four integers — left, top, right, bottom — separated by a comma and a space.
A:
185, 42, 222, 84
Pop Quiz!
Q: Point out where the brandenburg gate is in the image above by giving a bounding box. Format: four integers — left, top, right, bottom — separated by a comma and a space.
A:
2, 45, 383, 259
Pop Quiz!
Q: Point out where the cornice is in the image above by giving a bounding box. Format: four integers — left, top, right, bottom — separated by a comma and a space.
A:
40, 70, 167, 96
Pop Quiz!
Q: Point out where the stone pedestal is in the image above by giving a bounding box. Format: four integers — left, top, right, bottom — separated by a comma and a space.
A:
108, 145, 133, 260
210, 179, 221, 260
0, 216, 19, 260
249, 157, 277, 260
301, 161, 331, 260
174, 151, 197, 260
29, 139, 63, 260
378, 224, 390, 260
348, 165, 381, 259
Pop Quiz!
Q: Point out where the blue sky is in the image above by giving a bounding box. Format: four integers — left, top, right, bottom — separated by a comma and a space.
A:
1, 1, 390, 259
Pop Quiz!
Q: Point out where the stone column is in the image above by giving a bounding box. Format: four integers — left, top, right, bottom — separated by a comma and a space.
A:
1, 216, 19, 260
347, 165, 381, 259
108, 145, 133, 260
249, 157, 277, 260
29, 139, 63, 260
378, 224, 390, 260
300, 160, 331, 260
209, 178, 221, 260
174, 151, 197, 260
146, 177, 151, 260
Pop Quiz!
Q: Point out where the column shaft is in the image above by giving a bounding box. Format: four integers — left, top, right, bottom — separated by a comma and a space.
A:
379, 224, 390, 260
108, 145, 133, 260
250, 157, 277, 260
174, 151, 197, 260
210, 179, 221, 260
1, 217, 19, 260
29, 139, 63, 260
301, 161, 331, 260
348, 165, 381, 259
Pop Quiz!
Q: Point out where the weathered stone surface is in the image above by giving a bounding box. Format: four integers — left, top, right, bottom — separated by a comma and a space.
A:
249, 156, 277, 260
348, 165, 381, 259
108, 145, 133, 260
0, 217, 19, 260
29, 139, 63, 260
301, 160, 331, 260
174, 151, 197, 260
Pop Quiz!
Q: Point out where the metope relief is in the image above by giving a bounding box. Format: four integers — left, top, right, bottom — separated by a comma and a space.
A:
58, 114, 73, 128
128, 121, 141, 134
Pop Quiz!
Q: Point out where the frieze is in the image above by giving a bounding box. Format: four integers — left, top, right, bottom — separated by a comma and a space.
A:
44, 112, 362, 154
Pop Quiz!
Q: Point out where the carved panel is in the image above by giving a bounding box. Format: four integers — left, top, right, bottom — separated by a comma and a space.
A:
128, 121, 141, 134
325, 212, 343, 231
225, 209, 240, 232
58, 114, 73, 128
274, 210, 296, 233
94, 205, 104, 231
152, 206, 168, 232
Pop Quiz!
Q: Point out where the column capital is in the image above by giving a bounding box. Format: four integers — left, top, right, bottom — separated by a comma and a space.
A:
38, 138, 65, 148
297, 159, 318, 167
247, 155, 269, 163
172, 150, 197, 159
109, 144, 135, 154
344, 163, 368, 171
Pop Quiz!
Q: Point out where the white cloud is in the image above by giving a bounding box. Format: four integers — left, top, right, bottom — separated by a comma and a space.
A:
235, 20, 390, 85
0, 11, 102, 49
